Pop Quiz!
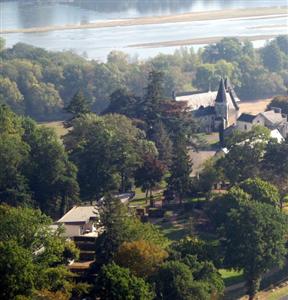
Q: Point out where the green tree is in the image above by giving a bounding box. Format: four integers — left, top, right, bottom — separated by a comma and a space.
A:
104, 88, 138, 117
0, 240, 35, 299
22, 118, 79, 218
0, 205, 79, 299
202, 37, 243, 63
154, 261, 211, 300
262, 142, 288, 207
115, 240, 168, 278
262, 43, 283, 72
65, 89, 90, 117
170, 237, 222, 269
0, 105, 31, 205
139, 70, 165, 125
95, 195, 168, 267
267, 95, 288, 115
238, 177, 280, 207
274, 35, 288, 55
0, 37, 5, 51
135, 155, 166, 205
66, 113, 155, 200
193, 64, 216, 90
218, 126, 271, 184
165, 135, 192, 204
150, 121, 173, 166
222, 201, 288, 299
0, 76, 23, 112
95, 263, 154, 300
206, 187, 249, 228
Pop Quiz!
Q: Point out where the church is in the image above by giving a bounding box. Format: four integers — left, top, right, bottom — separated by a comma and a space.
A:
175, 78, 240, 133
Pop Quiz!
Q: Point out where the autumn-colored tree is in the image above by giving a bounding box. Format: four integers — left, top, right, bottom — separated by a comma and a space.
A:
115, 240, 168, 278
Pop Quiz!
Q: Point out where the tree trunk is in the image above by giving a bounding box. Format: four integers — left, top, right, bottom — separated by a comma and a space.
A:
247, 275, 261, 300
149, 189, 154, 207
145, 189, 149, 204
121, 171, 125, 193
60, 194, 67, 217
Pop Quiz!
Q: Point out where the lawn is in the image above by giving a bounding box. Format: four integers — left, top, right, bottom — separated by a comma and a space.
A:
219, 269, 244, 287
266, 285, 288, 300
39, 121, 68, 138
156, 219, 188, 241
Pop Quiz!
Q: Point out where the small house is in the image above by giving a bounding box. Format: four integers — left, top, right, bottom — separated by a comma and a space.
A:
56, 206, 99, 238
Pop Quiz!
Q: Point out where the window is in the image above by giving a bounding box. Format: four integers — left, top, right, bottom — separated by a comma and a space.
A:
244, 124, 247, 130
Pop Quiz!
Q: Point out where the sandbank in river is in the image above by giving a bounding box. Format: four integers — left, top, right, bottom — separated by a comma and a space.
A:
2, 6, 287, 34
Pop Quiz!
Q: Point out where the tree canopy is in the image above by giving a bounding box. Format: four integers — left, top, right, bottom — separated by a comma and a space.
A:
1, 36, 287, 120
0, 205, 79, 299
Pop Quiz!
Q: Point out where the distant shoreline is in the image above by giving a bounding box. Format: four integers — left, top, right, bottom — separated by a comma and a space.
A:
1, 6, 287, 34
128, 35, 279, 48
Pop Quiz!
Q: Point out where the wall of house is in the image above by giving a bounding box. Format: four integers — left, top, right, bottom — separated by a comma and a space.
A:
279, 123, 288, 138
252, 115, 266, 127
63, 224, 82, 237
196, 115, 215, 132
237, 120, 253, 131
228, 107, 239, 126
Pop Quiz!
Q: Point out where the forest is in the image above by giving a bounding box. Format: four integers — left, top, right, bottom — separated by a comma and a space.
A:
0, 35, 287, 121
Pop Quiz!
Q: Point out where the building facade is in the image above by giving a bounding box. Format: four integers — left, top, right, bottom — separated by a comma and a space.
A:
236, 108, 288, 139
176, 78, 240, 133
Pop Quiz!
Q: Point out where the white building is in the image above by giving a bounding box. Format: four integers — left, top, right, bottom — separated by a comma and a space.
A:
56, 206, 99, 238
236, 108, 288, 139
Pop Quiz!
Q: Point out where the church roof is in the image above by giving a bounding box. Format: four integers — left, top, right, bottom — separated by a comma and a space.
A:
238, 113, 256, 123
193, 106, 215, 117
225, 77, 240, 110
215, 78, 227, 103
176, 91, 217, 110
175, 77, 240, 111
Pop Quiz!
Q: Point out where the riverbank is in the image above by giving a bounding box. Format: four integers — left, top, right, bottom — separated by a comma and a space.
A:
2, 6, 287, 34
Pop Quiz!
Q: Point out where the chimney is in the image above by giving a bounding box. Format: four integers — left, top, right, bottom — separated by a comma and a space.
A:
172, 90, 176, 100
271, 107, 282, 114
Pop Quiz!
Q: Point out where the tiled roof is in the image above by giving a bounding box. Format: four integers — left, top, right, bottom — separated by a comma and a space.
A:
57, 206, 98, 224
260, 110, 287, 124
238, 113, 256, 123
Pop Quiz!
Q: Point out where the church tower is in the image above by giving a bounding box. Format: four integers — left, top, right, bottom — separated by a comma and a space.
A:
215, 78, 229, 128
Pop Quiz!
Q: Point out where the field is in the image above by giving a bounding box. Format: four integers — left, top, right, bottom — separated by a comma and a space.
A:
39, 121, 68, 138
239, 99, 272, 115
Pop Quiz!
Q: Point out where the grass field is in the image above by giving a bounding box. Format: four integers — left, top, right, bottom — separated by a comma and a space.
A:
219, 269, 244, 287
266, 286, 288, 300
39, 121, 68, 138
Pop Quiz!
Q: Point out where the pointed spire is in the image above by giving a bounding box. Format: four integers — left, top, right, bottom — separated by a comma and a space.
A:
215, 78, 227, 103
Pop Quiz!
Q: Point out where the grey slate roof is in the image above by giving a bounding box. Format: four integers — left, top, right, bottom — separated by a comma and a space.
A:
175, 77, 240, 111
238, 113, 256, 123
215, 78, 227, 103
193, 106, 215, 117
260, 110, 287, 124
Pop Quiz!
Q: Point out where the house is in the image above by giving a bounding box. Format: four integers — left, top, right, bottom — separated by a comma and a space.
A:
236, 108, 288, 139
56, 206, 99, 238
175, 78, 240, 133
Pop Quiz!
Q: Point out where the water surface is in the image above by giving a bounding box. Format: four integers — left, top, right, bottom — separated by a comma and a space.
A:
1, 0, 287, 60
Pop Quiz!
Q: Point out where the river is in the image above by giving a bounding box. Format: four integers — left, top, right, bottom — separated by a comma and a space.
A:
1, 0, 287, 61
